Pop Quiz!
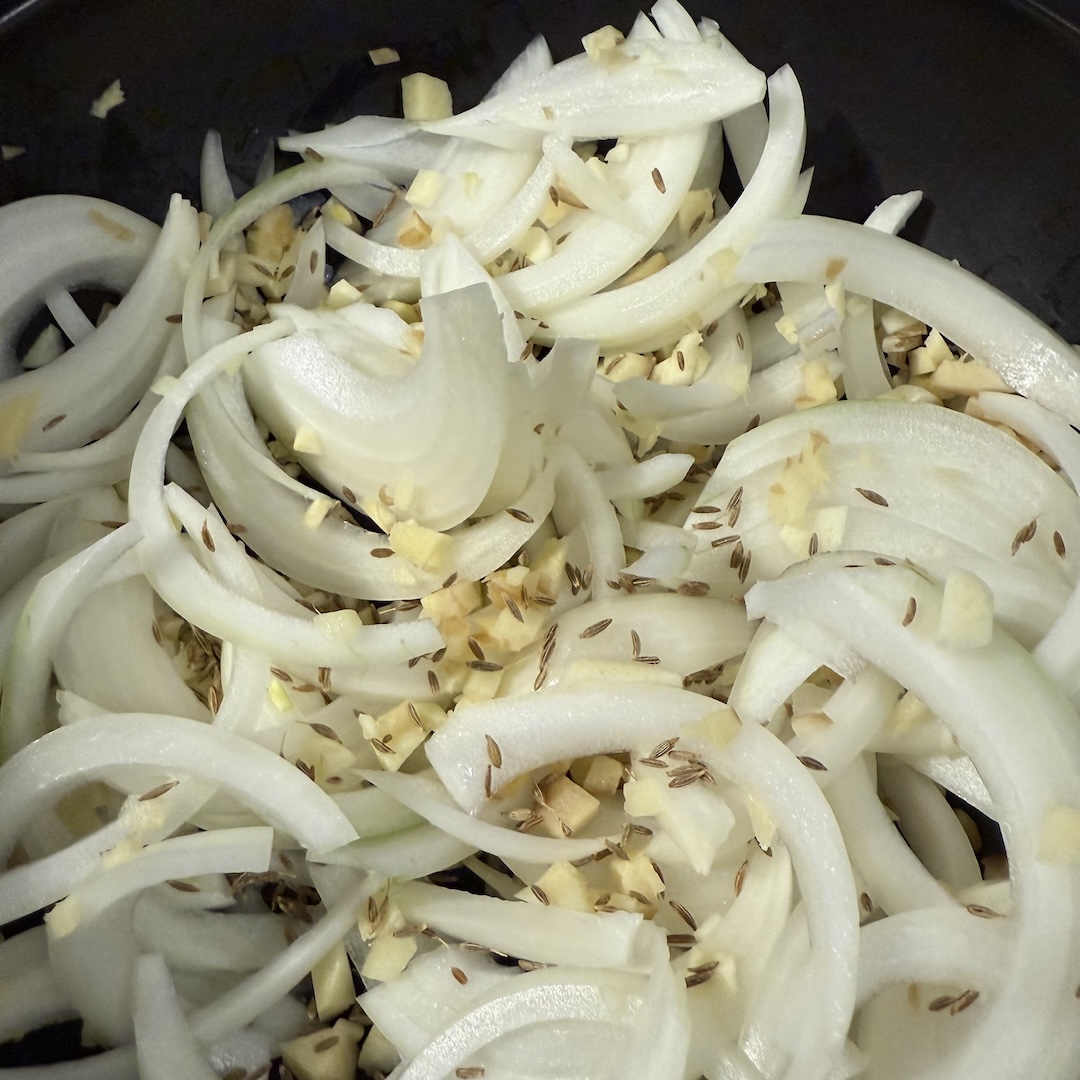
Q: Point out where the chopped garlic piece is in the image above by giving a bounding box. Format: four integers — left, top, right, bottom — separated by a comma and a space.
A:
401, 73, 453, 121
616, 251, 669, 287
90, 79, 124, 119
602, 351, 654, 382
406, 169, 443, 209
268, 679, 294, 712
369, 47, 400, 66
389, 518, 452, 572
303, 496, 337, 529
927, 357, 1011, 397
0, 393, 38, 458
312, 941, 357, 1020
1, 145, 26, 161
937, 569, 994, 649
326, 279, 366, 309
797, 357, 839, 408
582, 24, 625, 60
517, 225, 554, 265
538, 775, 600, 838
281, 1018, 366, 1080
677, 188, 714, 235
292, 426, 323, 455
610, 852, 664, 902
570, 754, 624, 797
520, 860, 592, 911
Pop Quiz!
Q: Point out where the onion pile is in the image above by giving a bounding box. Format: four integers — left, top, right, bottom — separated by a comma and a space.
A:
2, 3, 1079, 1079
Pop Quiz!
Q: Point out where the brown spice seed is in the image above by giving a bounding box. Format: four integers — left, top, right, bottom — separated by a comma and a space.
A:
734, 859, 749, 897
310, 722, 341, 744
1011, 518, 1038, 555
342, 485, 356, 503
637, 756, 669, 769
408, 702, 423, 727
270, 666, 292, 682
139, 780, 179, 801
468, 637, 485, 661
167, 879, 200, 892
455, 1069, 485, 1079
808, 532, 819, 557
428, 670, 441, 695
684, 970, 713, 988
669, 899, 697, 929
928, 995, 958, 1012
505, 596, 524, 622
902, 596, 917, 627
201, 520, 216, 551
604, 839, 630, 861
651, 166, 666, 193
485, 734, 503, 769
468, 660, 503, 672
860, 892, 874, 913
579, 618, 613, 639
531, 884, 550, 905
506, 507, 534, 523
951, 989, 979, 1014
451, 966, 468, 985
856, 487, 889, 507
42, 414, 66, 431
314, 1035, 339, 1053
667, 933, 696, 947
370, 547, 395, 558
965, 903, 1002, 919
711, 534, 740, 549
371, 738, 395, 755
798, 755, 828, 771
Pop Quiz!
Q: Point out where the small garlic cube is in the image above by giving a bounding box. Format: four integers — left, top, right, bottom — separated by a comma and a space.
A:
570, 754, 624, 797
519, 860, 592, 912
582, 24, 625, 59
280, 1018, 365, 1080
538, 775, 600, 838
311, 940, 357, 1020
401, 73, 453, 121
610, 852, 664, 903
937, 569, 994, 649
389, 518, 452, 572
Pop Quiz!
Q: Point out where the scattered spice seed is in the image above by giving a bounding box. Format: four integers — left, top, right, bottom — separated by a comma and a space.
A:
151, 621, 163, 645
903, 596, 917, 627
798, 755, 828, 771
530, 884, 550, 905
442, 572, 458, 589
42, 414, 65, 431
738, 550, 752, 584
692, 505, 722, 514
928, 995, 957, 1012
1055, 530, 1067, 557
692, 520, 723, 531
711, 534, 739, 549
808, 532, 819, 556
505, 596, 524, 622
371, 737, 395, 755
468, 660, 503, 672
313, 1036, 339, 1053
726, 486, 743, 513
468, 637, 485, 661
669, 899, 697, 930
734, 859, 749, 897
631, 629, 641, 658
428, 670, 441, 695
485, 734, 503, 769
408, 702, 423, 727
965, 903, 1002, 919
200, 521, 215, 551
370, 547, 394, 558
579, 618, 612, 639
167, 879, 199, 892
745, 413, 761, 432
139, 780, 178, 801
318, 666, 332, 692
856, 487, 889, 507
860, 892, 874, 914
1011, 518, 1038, 555
342, 485, 356, 503
455, 1069, 485, 1079
951, 989, 979, 1014
729, 541, 745, 568
506, 507, 534, 523
604, 839, 630, 861
684, 969, 713, 988
451, 966, 468, 985
651, 166, 666, 193
650, 737, 679, 758
270, 666, 292, 682
637, 756, 669, 769
667, 933, 696, 948
689, 960, 720, 975
165, 312, 183, 324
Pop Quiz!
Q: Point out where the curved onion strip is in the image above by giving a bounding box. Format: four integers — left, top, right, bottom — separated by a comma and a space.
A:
127, 320, 442, 663
391, 879, 649, 970
530, 64, 804, 351
0, 777, 214, 925
0, 926, 75, 1043
0, 713, 359, 863
314, 825, 477, 880
0, 521, 141, 759
188, 875, 374, 1044
735, 215, 1080, 424
0, 195, 157, 376
134, 953, 222, 1080
2, 197, 198, 455
747, 562, 1080, 1080
855, 907, 1010, 1008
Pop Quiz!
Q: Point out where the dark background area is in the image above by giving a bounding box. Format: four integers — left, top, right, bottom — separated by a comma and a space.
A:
0, 0, 1078, 340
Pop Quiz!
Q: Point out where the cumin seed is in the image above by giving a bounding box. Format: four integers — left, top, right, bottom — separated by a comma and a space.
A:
200, 520, 215, 551
856, 487, 889, 507
798, 755, 827, 771
734, 859, 749, 897
139, 780, 178, 801
651, 166, 666, 193
428, 670, 441, 695
451, 966, 468, 985
485, 734, 503, 769
530, 884, 550, 905
903, 596, 917, 627
370, 547, 394, 558
506, 507, 534, 523
1011, 518, 1037, 555
579, 618, 612, 639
